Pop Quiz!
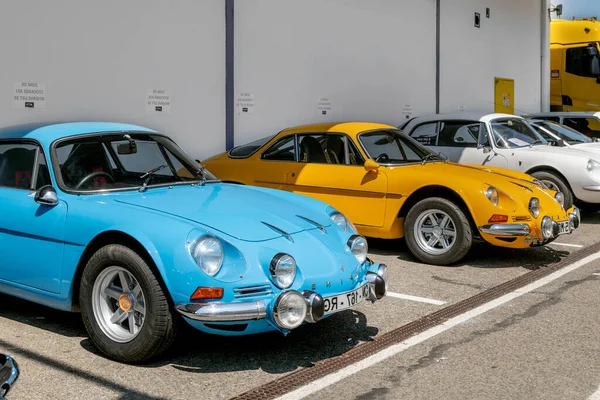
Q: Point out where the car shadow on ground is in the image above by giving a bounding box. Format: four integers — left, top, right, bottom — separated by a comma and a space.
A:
0, 293, 378, 375
367, 238, 569, 271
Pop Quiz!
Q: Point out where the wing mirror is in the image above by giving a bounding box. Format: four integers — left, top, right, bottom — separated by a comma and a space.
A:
0, 354, 19, 398
34, 185, 59, 206
477, 144, 492, 153
364, 159, 380, 172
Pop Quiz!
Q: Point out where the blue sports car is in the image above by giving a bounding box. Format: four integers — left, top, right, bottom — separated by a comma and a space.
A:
0, 122, 388, 363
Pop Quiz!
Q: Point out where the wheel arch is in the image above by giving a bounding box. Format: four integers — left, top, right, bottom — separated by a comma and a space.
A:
71, 230, 172, 312
525, 166, 573, 192
398, 185, 479, 237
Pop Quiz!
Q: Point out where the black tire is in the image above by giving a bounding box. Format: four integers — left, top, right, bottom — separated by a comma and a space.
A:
404, 197, 473, 265
531, 171, 574, 209
80, 244, 180, 364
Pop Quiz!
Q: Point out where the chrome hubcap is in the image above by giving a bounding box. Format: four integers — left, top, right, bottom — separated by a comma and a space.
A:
91, 266, 146, 343
413, 209, 457, 255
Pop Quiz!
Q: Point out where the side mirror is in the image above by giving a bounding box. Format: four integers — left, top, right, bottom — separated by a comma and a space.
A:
34, 185, 58, 206
0, 354, 19, 398
477, 144, 492, 153
364, 159, 380, 172
556, 139, 566, 147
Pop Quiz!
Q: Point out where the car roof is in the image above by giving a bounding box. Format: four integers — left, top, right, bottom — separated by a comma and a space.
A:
0, 121, 157, 146
523, 111, 600, 118
400, 111, 518, 132
280, 121, 397, 136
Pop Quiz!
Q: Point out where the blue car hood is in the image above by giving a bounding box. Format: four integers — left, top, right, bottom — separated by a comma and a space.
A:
113, 184, 331, 242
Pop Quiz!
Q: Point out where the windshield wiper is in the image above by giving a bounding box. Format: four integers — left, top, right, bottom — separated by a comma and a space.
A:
139, 164, 167, 192
421, 152, 445, 165
529, 140, 544, 148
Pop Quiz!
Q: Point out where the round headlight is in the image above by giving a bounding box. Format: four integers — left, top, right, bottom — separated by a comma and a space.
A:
269, 253, 297, 289
554, 192, 565, 208
330, 212, 357, 233
273, 291, 307, 330
347, 235, 368, 264
485, 187, 499, 206
541, 216, 554, 239
191, 236, 223, 276
528, 197, 540, 218
587, 159, 600, 172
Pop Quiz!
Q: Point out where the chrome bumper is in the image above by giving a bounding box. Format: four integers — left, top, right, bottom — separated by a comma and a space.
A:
176, 301, 267, 322
478, 224, 530, 236
176, 264, 388, 324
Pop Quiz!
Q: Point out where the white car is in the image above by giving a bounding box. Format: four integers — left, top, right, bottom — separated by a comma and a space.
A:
527, 119, 600, 147
400, 112, 600, 209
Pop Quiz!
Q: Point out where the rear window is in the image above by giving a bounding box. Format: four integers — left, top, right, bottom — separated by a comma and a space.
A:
228, 135, 274, 158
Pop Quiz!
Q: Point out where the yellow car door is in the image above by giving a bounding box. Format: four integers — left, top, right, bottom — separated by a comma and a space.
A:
284, 133, 388, 228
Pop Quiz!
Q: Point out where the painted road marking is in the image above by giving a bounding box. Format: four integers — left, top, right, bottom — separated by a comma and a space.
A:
593, 273, 600, 276
386, 292, 446, 306
588, 384, 600, 400
276, 251, 600, 400
550, 242, 584, 248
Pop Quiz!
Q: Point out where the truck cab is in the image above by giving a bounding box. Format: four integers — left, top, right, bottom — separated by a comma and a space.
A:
550, 18, 600, 114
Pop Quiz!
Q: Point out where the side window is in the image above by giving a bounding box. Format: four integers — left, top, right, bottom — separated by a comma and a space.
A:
299, 134, 328, 164
437, 121, 480, 147
322, 134, 365, 166
566, 47, 598, 78
0, 143, 38, 189
35, 151, 52, 189
409, 123, 438, 146
478, 124, 491, 147
261, 136, 296, 161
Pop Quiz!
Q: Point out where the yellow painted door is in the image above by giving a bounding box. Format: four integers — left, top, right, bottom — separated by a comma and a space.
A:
494, 78, 515, 114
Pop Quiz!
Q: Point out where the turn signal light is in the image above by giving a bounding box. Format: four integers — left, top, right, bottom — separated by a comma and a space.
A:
488, 214, 508, 223
190, 287, 224, 301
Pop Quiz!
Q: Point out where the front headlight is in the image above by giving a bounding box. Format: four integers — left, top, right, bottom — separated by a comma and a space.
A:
554, 192, 565, 208
485, 187, 499, 206
347, 235, 368, 264
330, 211, 357, 233
528, 197, 540, 218
269, 253, 297, 289
191, 236, 223, 276
587, 159, 600, 172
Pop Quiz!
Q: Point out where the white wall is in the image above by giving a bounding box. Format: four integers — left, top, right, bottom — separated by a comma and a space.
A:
0, 0, 225, 159
234, 0, 437, 146
440, 0, 543, 115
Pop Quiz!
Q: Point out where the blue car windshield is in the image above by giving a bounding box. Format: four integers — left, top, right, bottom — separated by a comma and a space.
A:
54, 133, 218, 192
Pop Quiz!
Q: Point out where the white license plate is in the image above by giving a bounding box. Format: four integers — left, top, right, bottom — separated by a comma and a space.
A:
557, 220, 570, 235
323, 284, 369, 315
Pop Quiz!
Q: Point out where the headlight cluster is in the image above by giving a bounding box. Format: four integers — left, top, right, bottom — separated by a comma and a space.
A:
347, 234, 368, 264
330, 211, 357, 233
485, 187, 499, 206
190, 236, 223, 276
528, 197, 540, 218
270, 253, 297, 289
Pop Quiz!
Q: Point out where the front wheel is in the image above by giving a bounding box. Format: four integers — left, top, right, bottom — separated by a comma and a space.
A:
80, 244, 180, 363
531, 171, 574, 209
404, 197, 473, 265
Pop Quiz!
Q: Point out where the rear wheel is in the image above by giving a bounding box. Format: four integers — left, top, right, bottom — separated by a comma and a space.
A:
531, 171, 573, 209
405, 197, 473, 265
80, 244, 180, 363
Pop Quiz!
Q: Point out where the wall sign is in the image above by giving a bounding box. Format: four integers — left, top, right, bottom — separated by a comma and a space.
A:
316, 97, 333, 116
458, 105, 467, 112
236, 93, 255, 114
402, 103, 413, 120
146, 89, 171, 114
13, 81, 46, 109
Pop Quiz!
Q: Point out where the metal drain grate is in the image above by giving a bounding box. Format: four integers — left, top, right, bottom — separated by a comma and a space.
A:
230, 243, 600, 400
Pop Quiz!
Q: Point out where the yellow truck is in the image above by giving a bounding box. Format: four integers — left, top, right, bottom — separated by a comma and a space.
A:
550, 18, 600, 113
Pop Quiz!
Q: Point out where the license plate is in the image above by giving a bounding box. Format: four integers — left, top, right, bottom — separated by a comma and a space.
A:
323, 284, 369, 315
557, 220, 570, 235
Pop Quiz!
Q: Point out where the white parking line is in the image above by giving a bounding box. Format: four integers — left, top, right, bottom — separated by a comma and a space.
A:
593, 273, 600, 276
588, 383, 600, 399
386, 292, 447, 306
276, 251, 600, 400
550, 242, 584, 248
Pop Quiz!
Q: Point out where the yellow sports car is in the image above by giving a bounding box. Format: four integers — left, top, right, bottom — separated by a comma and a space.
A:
200, 122, 580, 265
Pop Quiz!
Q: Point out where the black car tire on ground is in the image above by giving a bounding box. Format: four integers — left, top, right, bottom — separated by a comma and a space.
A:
405, 197, 473, 266
80, 244, 180, 364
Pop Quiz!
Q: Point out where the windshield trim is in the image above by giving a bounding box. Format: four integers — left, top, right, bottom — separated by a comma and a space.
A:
490, 118, 548, 149
356, 128, 439, 166
50, 130, 217, 195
